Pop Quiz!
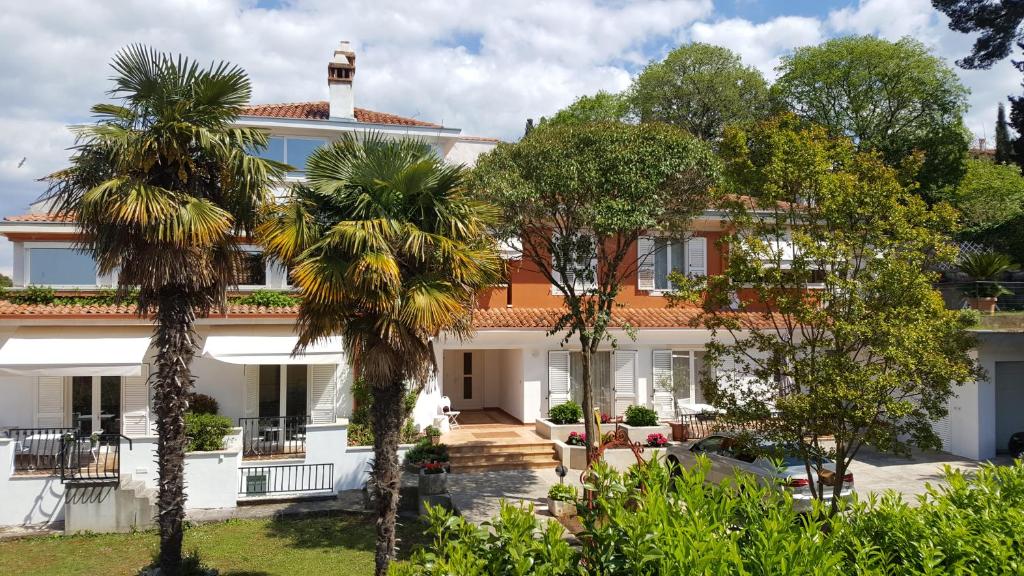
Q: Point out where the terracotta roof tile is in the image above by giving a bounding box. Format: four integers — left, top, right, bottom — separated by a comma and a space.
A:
242, 101, 441, 127
0, 300, 767, 329
4, 213, 74, 223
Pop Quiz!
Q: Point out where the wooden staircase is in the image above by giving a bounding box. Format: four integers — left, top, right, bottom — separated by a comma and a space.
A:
447, 441, 559, 474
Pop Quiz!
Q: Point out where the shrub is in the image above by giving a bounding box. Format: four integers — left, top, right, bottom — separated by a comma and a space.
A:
548, 401, 583, 424
404, 438, 450, 467
424, 425, 442, 437
566, 431, 586, 446
185, 413, 233, 452
547, 483, 577, 502
646, 433, 668, 447
347, 422, 374, 447
624, 405, 659, 427
11, 285, 56, 305
187, 393, 219, 415
233, 289, 299, 307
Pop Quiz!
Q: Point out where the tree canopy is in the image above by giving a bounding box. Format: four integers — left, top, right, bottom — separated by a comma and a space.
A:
629, 42, 773, 141
543, 91, 628, 127
473, 121, 719, 457
774, 36, 970, 200
672, 115, 978, 509
941, 157, 1024, 237
932, 0, 1024, 68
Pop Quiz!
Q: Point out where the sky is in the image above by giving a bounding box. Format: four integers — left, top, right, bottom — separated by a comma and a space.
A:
0, 0, 1019, 277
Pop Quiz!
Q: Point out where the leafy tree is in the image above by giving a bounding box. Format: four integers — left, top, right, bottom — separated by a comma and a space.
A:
629, 42, 773, 141
941, 157, 1024, 237
43, 45, 284, 574
543, 91, 628, 127
473, 122, 718, 461
0, 273, 11, 288
775, 36, 971, 200
932, 0, 1024, 68
259, 133, 501, 576
996, 102, 1017, 165
672, 116, 979, 512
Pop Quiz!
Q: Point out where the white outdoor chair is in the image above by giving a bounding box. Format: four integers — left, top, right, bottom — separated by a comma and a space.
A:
439, 396, 461, 430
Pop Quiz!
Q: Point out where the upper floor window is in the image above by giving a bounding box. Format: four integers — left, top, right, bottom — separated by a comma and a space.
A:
637, 235, 707, 292
26, 246, 100, 287
252, 137, 328, 175
235, 251, 268, 287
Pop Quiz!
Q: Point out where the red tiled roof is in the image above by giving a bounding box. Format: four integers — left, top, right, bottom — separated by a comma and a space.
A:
4, 213, 74, 223
0, 300, 766, 329
242, 101, 441, 127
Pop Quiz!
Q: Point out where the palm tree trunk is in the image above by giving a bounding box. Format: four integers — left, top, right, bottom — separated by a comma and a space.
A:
152, 286, 197, 575
372, 381, 404, 576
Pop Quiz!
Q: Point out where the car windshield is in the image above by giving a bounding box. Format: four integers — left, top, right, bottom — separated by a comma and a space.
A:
758, 442, 831, 467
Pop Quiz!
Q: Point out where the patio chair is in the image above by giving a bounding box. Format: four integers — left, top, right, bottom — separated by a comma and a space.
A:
439, 396, 461, 430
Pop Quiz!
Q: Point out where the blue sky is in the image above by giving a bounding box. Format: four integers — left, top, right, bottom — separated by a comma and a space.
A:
0, 0, 1017, 276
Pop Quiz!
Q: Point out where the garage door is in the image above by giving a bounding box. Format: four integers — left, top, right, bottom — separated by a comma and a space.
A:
995, 362, 1024, 454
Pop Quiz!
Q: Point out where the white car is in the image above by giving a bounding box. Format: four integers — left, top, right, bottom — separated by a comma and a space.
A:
666, 433, 854, 512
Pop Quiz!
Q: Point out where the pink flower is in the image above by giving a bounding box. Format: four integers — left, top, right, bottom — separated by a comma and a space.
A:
646, 433, 668, 447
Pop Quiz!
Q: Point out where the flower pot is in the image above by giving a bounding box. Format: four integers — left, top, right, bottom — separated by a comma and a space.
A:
669, 421, 686, 442
418, 469, 448, 496
547, 498, 577, 519
967, 297, 998, 315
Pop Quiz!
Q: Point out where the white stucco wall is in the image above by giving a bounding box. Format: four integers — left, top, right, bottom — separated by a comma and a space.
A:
183, 428, 242, 510
190, 357, 247, 419
0, 438, 66, 527
954, 332, 1024, 460
0, 375, 38, 428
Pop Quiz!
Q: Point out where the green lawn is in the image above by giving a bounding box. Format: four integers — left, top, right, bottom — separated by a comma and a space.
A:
0, 512, 430, 576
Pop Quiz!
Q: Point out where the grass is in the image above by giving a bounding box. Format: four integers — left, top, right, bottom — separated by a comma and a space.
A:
0, 511, 430, 576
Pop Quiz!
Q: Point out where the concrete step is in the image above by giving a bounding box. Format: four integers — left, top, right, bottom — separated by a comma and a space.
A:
449, 451, 559, 466
448, 443, 556, 457
450, 459, 561, 474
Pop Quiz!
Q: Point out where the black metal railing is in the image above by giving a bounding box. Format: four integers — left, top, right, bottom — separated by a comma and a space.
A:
58, 433, 131, 484
238, 463, 334, 496
238, 416, 311, 459
5, 427, 77, 474
937, 281, 1024, 311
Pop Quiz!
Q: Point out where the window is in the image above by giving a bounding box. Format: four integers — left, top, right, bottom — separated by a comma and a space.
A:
69, 375, 121, 435
462, 352, 473, 400
258, 365, 309, 419
569, 351, 613, 412
28, 247, 98, 286
286, 365, 308, 418
551, 234, 598, 293
235, 252, 268, 286
251, 136, 327, 175
258, 365, 281, 418
654, 239, 685, 291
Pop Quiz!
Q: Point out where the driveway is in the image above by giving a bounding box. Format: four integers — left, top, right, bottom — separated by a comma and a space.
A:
847, 447, 1009, 500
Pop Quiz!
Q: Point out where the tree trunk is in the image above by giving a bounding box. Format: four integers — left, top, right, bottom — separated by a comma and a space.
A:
372, 381, 404, 576
152, 287, 197, 575
580, 344, 597, 463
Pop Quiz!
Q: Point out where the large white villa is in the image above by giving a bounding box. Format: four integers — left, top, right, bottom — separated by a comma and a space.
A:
0, 42, 1021, 533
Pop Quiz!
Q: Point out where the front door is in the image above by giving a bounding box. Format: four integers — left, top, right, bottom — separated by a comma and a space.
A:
69, 376, 121, 435
258, 364, 309, 419
445, 351, 483, 410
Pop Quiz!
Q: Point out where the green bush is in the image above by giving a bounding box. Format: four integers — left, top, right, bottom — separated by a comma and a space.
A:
404, 438, 449, 467
548, 401, 583, 424
11, 286, 56, 305
187, 393, 219, 415
624, 404, 659, 427
185, 413, 233, 452
547, 483, 577, 502
399, 456, 1024, 575
233, 289, 299, 307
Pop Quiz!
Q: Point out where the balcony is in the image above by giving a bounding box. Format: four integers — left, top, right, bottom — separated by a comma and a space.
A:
238, 416, 311, 460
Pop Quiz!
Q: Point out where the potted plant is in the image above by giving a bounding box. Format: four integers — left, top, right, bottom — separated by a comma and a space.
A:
546, 483, 578, 518
418, 460, 448, 496
424, 425, 442, 445
646, 433, 669, 448
958, 251, 1018, 314
566, 431, 587, 446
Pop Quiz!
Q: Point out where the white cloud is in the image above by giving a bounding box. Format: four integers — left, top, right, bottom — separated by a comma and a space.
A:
688, 16, 825, 76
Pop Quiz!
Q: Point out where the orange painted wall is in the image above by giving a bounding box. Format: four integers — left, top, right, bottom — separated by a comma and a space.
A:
478, 231, 727, 310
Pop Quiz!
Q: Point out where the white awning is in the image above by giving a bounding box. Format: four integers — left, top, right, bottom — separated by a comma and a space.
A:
0, 327, 152, 376
201, 326, 343, 365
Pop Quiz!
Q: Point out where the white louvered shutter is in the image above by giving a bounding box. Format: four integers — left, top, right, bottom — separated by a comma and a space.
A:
637, 236, 656, 291
244, 365, 259, 417
547, 351, 570, 411
932, 400, 952, 452
686, 236, 707, 277
613, 350, 637, 417
122, 366, 151, 436
310, 364, 338, 424
652, 350, 674, 419
35, 376, 64, 427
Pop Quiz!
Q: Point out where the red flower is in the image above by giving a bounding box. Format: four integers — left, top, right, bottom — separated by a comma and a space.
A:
646, 433, 668, 447
421, 460, 447, 474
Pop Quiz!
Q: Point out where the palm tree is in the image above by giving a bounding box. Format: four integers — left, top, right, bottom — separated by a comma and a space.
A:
259, 133, 501, 575
958, 251, 1018, 298
43, 45, 284, 574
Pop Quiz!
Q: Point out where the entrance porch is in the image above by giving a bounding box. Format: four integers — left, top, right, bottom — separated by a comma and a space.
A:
439, 409, 558, 474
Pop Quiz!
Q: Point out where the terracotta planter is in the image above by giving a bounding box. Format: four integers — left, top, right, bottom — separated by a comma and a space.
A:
547, 498, 577, 519
418, 470, 448, 496
967, 297, 998, 315
669, 421, 686, 442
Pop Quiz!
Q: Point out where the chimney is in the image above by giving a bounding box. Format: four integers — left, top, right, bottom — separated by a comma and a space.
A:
328, 41, 356, 120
